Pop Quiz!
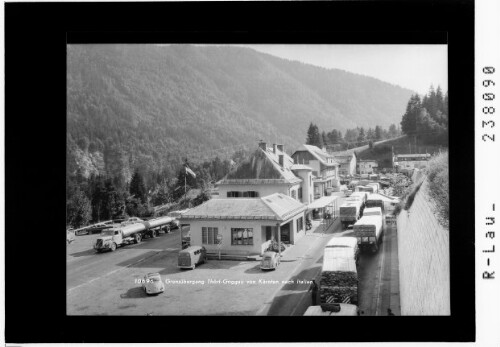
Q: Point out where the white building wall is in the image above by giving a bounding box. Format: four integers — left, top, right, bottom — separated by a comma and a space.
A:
186, 212, 306, 256
295, 170, 313, 205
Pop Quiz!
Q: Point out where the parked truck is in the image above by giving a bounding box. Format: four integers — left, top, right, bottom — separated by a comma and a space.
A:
339, 199, 363, 228
353, 215, 384, 253
319, 249, 358, 307
93, 216, 174, 252
365, 194, 385, 213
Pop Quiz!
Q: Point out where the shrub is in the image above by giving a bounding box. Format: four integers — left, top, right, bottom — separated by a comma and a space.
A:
426, 151, 449, 228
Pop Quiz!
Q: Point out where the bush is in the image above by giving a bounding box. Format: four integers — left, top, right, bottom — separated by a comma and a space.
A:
426, 151, 449, 228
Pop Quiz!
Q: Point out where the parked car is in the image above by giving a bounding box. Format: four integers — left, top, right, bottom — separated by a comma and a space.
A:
88, 222, 114, 234
142, 272, 165, 295
344, 189, 353, 197
260, 251, 281, 270
178, 246, 206, 269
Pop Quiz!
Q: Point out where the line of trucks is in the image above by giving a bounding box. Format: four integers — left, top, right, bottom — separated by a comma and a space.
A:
339, 181, 400, 253
305, 181, 400, 315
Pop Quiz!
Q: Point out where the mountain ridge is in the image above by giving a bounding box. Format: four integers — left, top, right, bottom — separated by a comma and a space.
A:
67, 44, 414, 180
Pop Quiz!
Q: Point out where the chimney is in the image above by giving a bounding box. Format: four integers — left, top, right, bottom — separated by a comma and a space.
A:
259, 141, 267, 151
277, 144, 284, 153
279, 154, 284, 167
273, 144, 278, 154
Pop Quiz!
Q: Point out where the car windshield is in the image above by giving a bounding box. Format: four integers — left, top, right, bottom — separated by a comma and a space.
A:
101, 230, 115, 236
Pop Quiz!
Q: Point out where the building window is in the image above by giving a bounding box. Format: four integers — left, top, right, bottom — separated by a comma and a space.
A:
298, 187, 303, 200
202, 227, 219, 245
297, 217, 303, 233
227, 191, 242, 198
310, 176, 312, 187
291, 190, 296, 199
243, 191, 259, 197
231, 228, 253, 245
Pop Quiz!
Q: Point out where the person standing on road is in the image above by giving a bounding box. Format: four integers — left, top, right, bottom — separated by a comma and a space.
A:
308, 279, 319, 306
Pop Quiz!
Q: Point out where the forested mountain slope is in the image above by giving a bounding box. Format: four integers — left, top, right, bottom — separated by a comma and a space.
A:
67, 44, 413, 181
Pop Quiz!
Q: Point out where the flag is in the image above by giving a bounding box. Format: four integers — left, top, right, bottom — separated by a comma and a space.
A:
185, 166, 196, 178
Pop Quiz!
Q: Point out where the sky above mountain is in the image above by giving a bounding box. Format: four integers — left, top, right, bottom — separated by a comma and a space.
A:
236, 44, 447, 95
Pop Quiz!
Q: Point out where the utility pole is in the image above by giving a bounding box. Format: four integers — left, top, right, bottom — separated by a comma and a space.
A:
276, 223, 281, 258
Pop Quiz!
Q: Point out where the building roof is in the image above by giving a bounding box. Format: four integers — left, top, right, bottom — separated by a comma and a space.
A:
217, 147, 301, 185
290, 164, 314, 171
296, 144, 339, 167
180, 193, 306, 222
307, 195, 339, 210
332, 155, 354, 164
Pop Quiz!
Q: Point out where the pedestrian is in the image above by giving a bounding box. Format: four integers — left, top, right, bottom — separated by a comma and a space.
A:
308, 279, 319, 306
387, 308, 395, 316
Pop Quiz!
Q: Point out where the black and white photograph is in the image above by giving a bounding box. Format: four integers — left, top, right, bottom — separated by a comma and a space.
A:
5, 0, 484, 344
65, 43, 449, 316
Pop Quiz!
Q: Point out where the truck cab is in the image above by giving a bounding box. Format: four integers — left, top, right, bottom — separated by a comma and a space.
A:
94, 229, 123, 252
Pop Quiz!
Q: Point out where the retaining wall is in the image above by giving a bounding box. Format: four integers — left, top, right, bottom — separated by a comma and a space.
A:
397, 178, 450, 315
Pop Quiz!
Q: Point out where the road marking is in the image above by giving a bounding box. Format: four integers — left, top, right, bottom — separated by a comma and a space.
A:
67, 249, 168, 293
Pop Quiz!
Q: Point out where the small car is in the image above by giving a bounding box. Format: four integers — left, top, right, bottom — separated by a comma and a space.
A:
178, 246, 206, 269
344, 189, 353, 197
260, 251, 281, 270
142, 272, 165, 295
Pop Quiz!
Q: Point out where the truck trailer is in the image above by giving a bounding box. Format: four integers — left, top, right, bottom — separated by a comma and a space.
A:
93, 216, 174, 252
353, 215, 384, 253
304, 304, 358, 316
319, 250, 358, 307
339, 199, 363, 228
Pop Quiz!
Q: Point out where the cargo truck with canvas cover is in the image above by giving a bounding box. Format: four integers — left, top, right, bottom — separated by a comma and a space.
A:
319, 250, 358, 307
304, 304, 358, 316
325, 237, 359, 265
365, 194, 385, 212
339, 199, 363, 228
354, 215, 384, 253
362, 207, 383, 217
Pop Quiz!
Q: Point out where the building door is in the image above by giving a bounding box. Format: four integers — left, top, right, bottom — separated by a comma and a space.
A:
280, 222, 290, 244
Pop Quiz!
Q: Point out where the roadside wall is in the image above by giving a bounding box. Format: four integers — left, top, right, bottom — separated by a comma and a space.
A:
397, 178, 450, 315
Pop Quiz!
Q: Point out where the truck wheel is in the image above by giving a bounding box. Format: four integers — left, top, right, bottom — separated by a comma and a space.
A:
134, 234, 142, 244
150, 230, 156, 238
110, 243, 117, 252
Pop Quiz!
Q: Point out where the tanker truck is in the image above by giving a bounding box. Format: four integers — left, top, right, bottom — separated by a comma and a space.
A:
93, 216, 174, 252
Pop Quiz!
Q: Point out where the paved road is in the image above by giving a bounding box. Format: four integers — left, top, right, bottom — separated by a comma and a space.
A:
67, 227, 186, 291
265, 218, 400, 316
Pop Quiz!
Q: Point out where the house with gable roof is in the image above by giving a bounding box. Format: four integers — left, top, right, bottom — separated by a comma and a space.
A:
217, 142, 315, 205
180, 193, 307, 257
179, 141, 340, 258
291, 144, 340, 199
